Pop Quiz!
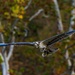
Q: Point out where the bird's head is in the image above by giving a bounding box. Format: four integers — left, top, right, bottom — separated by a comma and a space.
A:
35, 41, 58, 57
34, 41, 47, 52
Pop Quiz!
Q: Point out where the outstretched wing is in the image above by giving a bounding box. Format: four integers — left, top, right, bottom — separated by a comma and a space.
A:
0, 30, 75, 48
42, 30, 75, 46
0, 42, 36, 46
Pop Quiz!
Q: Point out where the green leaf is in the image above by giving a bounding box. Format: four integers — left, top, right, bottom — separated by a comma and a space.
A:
0, 53, 4, 63
0, 56, 3, 63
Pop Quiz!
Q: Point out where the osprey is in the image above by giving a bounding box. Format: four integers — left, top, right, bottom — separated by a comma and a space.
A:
0, 30, 75, 57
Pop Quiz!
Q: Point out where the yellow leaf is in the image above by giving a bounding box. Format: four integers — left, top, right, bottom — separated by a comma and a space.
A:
4, 12, 9, 16
18, 15, 23, 19
11, 5, 19, 14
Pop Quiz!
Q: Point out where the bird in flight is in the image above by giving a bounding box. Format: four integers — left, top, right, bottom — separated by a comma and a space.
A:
0, 30, 75, 57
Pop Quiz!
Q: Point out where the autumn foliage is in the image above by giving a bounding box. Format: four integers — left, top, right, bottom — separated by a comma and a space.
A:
0, 0, 75, 75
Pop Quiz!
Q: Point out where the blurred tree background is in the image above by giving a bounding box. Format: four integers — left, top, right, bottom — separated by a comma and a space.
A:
0, 0, 75, 75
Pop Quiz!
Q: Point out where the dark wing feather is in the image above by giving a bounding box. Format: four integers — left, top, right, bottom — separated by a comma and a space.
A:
43, 30, 75, 46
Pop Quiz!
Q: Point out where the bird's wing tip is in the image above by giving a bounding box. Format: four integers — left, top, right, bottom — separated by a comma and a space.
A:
66, 30, 75, 35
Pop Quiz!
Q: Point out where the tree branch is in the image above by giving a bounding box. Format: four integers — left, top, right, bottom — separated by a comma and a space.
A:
66, 0, 75, 74
29, 8, 49, 21
29, 9, 44, 21
53, 0, 64, 32
24, 0, 32, 10
69, 0, 75, 31
65, 48, 72, 67
7, 33, 15, 61
0, 21, 8, 75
